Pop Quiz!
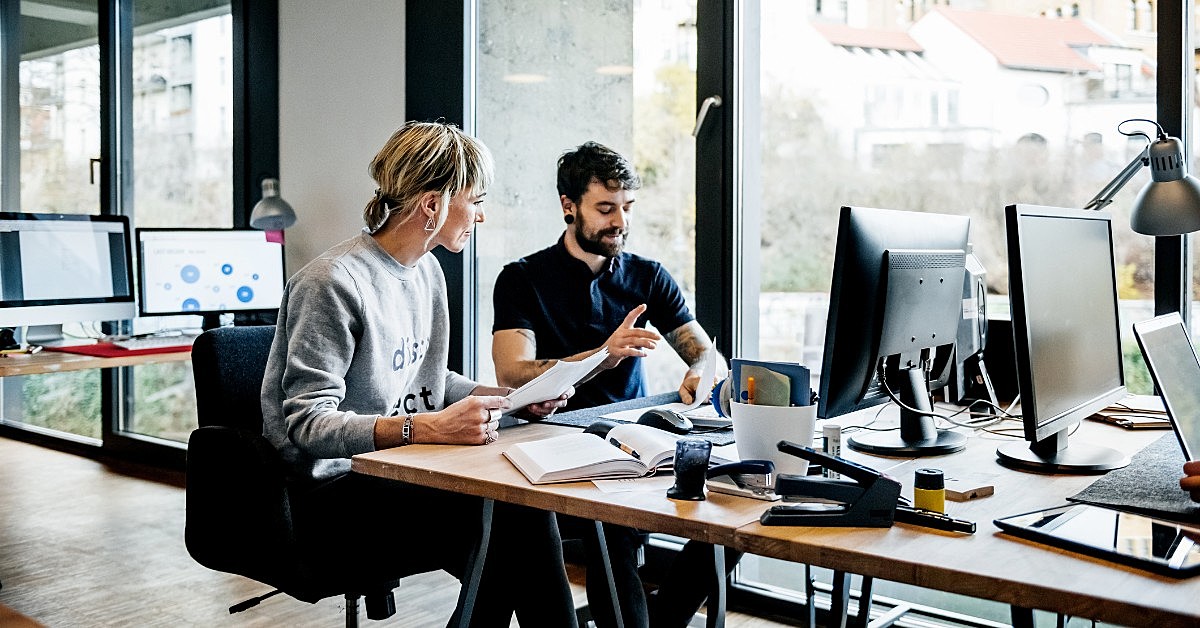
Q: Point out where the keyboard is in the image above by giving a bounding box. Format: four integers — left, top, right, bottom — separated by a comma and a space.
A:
681, 404, 732, 429
111, 334, 196, 351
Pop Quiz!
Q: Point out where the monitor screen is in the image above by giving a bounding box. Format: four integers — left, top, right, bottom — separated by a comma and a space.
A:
818, 206, 971, 456
135, 229, 285, 318
0, 212, 135, 328
1000, 204, 1128, 473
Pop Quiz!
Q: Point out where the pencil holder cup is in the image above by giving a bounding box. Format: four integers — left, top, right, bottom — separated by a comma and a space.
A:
730, 402, 818, 479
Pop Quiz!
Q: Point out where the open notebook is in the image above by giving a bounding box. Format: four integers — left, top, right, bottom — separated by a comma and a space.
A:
503, 423, 686, 484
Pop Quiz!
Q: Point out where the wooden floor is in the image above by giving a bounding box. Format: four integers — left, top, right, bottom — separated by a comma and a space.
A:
0, 436, 789, 627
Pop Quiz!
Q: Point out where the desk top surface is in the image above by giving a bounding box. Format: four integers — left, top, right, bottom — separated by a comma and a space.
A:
353, 422, 767, 545
0, 346, 191, 377
352, 415, 1200, 626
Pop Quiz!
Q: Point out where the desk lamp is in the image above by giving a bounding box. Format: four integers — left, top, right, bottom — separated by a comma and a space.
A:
1084, 119, 1200, 235
249, 178, 297, 231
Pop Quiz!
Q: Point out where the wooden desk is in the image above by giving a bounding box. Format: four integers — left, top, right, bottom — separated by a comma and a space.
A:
736, 426, 1200, 627
354, 422, 768, 547
0, 347, 190, 378
352, 419, 1200, 627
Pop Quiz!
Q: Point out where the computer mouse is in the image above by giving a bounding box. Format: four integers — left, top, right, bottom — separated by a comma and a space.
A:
582, 419, 620, 439
636, 408, 693, 434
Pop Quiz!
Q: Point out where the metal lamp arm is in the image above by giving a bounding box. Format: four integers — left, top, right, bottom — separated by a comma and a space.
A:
1083, 146, 1149, 210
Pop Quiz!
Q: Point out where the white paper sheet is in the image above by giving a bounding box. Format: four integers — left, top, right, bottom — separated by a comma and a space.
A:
505, 348, 609, 412
600, 340, 725, 422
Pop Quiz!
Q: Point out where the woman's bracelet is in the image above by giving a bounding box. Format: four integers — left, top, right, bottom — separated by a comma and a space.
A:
401, 414, 414, 446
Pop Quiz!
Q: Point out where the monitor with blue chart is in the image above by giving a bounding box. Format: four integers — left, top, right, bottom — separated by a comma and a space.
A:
818, 206, 970, 456
999, 204, 1128, 473
0, 213, 136, 333
135, 229, 285, 328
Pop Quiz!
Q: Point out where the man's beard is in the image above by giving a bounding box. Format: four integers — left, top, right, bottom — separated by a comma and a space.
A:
575, 221, 627, 258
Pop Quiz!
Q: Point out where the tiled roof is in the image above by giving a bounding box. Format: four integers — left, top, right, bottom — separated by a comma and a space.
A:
929, 7, 1116, 72
811, 21, 923, 53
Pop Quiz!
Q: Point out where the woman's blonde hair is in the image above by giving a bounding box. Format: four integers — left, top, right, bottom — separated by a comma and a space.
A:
363, 121, 494, 237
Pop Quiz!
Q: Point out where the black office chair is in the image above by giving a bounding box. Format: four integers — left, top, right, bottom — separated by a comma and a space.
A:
185, 325, 487, 627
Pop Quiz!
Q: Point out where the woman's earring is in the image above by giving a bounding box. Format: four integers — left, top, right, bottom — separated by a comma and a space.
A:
424, 217, 436, 232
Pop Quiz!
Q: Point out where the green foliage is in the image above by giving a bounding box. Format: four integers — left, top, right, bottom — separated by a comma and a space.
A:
10, 363, 195, 444
19, 371, 102, 439
1116, 263, 1143, 300
129, 362, 197, 443
1123, 341, 1152, 395
757, 92, 1156, 298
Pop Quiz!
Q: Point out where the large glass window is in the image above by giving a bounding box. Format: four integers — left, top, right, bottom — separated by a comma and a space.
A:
474, 0, 698, 394
125, 1, 232, 444
1, 0, 237, 450
3, 1, 105, 441
742, 2, 1160, 619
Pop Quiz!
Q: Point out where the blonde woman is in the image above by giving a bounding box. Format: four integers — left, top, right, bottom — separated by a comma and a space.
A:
262, 121, 576, 626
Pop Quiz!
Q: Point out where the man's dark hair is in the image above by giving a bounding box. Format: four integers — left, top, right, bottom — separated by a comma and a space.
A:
556, 141, 642, 205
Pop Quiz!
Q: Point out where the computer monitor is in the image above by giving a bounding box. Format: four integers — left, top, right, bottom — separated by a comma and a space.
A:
0, 212, 136, 332
818, 206, 970, 456
135, 229, 285, 328
999, 204, 1129, 473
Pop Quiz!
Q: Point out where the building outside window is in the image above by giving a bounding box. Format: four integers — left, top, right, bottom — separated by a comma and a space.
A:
1, 1, 233, 447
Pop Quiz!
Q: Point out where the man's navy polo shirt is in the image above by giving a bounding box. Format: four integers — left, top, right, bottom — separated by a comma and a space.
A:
493, 237, 694, 410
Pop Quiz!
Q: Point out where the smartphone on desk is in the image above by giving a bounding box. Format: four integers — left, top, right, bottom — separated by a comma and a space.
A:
994, 503, 1200, 578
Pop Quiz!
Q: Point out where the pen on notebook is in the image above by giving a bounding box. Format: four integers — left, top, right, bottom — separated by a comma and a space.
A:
747, 376, 756, 405
609, 437, 640, 459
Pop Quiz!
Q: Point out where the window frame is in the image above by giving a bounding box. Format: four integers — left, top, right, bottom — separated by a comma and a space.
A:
0, 0, 278, 467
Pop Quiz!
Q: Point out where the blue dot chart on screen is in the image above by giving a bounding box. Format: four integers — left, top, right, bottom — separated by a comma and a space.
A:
142, 234, 285, 314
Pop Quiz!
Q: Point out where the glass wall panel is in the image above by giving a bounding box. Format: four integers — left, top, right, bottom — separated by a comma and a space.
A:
742, 2, 1160, 619
2, 1, 104, 441
474, 0, 698, 393
124, 0, 232, 443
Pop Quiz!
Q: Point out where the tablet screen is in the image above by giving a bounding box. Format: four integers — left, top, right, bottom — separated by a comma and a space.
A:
1133, 314, 1200, 459
995, 504, 1200, 577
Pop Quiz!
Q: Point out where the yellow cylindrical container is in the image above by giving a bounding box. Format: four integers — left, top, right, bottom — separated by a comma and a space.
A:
913, 468, 945, 513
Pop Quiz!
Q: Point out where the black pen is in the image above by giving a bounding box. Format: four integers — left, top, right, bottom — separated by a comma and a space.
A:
609, 437, 640, 460
894, 504, 976, 534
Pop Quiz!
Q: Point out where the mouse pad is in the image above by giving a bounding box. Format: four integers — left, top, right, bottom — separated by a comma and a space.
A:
1069, 434, 1200, 524
539, 392, 735, 446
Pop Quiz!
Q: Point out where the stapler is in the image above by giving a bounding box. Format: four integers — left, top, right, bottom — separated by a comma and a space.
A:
706, 460, 780, 501
760, 440, 901, 527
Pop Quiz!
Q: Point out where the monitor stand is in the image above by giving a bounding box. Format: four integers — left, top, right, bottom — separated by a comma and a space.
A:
997, 429, 1129, 474
847, 366, 968, 456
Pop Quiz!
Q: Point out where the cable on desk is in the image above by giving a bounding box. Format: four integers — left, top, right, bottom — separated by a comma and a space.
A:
874, 359, 1005, 430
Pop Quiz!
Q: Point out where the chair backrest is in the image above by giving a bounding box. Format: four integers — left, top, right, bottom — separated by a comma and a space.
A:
186, 325, 311, 593
186, 324, 409, 611
191, 325, 276, 431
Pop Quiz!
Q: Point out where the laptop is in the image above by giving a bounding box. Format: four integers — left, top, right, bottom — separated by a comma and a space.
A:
1132, 313, 1200, 459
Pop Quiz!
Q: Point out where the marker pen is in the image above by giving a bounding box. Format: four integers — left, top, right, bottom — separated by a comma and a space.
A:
746, 376, 756, 405
609, 437, 641, 459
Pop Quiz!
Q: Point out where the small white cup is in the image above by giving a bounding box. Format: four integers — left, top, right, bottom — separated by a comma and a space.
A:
730, 401, 818, 478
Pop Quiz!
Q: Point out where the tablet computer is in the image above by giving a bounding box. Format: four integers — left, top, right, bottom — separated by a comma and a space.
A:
1132, 313, 1200, 459
994, 503, 1200, 577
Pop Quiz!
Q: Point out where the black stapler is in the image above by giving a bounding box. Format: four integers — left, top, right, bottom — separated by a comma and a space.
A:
706, 460, 780, 501
760, 440, 901, 527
